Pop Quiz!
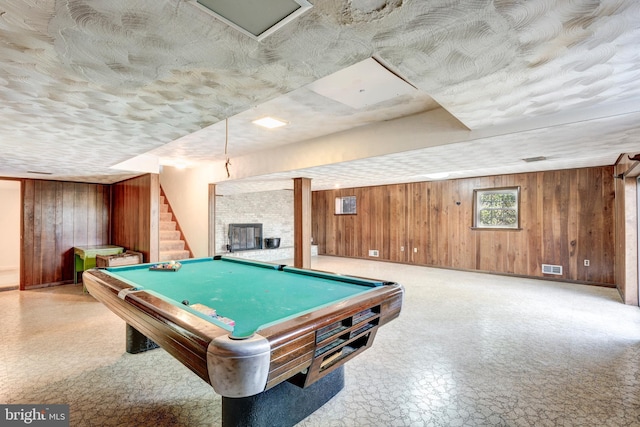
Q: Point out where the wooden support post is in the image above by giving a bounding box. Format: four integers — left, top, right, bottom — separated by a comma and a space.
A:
209, 184, 216, 257
149, 173, 160, 263
293, 178, 312, 269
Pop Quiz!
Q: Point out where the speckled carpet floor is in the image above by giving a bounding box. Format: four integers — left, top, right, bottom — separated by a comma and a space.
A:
1, 256, 639, 426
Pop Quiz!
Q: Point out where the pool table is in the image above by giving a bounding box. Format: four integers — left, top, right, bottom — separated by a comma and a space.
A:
83, 256, 403, 412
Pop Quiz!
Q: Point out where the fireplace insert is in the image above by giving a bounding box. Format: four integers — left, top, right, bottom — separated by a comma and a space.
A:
228, 223, 262, 252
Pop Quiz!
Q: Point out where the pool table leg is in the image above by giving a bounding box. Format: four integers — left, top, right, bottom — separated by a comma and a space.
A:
125, 324, 159, 354
221, 366, 344, 427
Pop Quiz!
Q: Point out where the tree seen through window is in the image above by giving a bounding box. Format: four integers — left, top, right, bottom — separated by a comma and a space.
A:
474, 188, 520, 229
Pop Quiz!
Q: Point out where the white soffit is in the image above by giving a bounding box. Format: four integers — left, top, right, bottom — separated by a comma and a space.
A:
191, 0, 312, 41
111, 154, 160, 174
307, 57, 418, 109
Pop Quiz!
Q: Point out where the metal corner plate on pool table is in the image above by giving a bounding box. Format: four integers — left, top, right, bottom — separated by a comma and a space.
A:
207, 334, 271, 398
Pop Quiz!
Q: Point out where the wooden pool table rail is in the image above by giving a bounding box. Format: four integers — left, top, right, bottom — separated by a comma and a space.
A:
262, 284, 403, 389
84, 269, 226, 383
83, 267, 403, 397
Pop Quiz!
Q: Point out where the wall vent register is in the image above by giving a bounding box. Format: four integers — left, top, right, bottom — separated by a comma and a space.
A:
542, 264, 563, 275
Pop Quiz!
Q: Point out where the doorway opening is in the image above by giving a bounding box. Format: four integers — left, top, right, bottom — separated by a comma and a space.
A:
0, 180, 20, 291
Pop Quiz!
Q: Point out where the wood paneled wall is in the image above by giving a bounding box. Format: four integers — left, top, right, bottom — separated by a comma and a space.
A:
21, 180, 111, 289
111, 174, 159, 263
312, 167, 615, 285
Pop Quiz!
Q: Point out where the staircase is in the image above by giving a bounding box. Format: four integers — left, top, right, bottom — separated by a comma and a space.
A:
159, 193, 191, 262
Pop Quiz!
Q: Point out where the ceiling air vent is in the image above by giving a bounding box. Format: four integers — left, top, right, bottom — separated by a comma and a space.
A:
191, 0, 312, 41
522, 156, 546, 163
542, 264, 563, 275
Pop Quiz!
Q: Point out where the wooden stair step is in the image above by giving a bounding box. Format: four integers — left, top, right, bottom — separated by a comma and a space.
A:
159, 250, 190, 262
160, 240, 185, 251
160, 221, 176, 231
159, 189, 191, 262
160, 230, 181, 240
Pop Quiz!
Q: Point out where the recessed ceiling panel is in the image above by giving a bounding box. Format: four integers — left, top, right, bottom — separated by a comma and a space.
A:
307, 58, 418, 109
193, 0, 312, 40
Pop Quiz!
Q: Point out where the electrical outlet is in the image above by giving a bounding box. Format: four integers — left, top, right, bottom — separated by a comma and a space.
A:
413, 248, 418, 253
369, 249, 379, 257
400, 246, 404, 252
584, 259, 590, 267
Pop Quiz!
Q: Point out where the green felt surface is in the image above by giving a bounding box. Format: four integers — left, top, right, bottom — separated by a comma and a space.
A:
105, 257, 380, 338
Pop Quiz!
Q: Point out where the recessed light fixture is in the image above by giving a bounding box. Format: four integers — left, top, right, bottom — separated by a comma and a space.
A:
423, 172, 450, 180
252, 117, 288, 129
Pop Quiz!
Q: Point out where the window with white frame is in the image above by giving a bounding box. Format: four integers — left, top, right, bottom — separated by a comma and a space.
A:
335, 195, 356, 215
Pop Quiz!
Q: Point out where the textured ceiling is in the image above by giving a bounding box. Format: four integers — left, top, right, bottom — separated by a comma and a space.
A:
0, 0, 639, 193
